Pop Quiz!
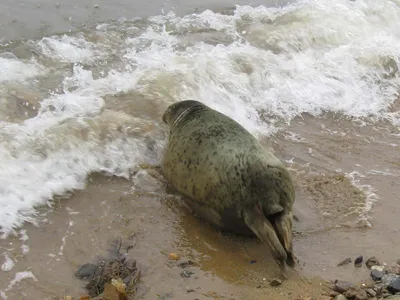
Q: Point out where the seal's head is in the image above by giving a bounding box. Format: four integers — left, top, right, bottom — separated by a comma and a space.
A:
162, 100, 205, 127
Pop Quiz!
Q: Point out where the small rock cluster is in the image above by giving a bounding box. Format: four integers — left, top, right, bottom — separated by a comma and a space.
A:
326, 257, 400, 300
66, 239, 140, 300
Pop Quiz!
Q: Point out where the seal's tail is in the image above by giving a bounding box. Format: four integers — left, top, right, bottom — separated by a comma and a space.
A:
273, 210, 296, 267
243, 206, 295, 269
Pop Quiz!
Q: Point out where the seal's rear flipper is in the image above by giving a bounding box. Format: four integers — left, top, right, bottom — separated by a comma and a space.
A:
243, 207, 287, 267
273, 211, 296, 268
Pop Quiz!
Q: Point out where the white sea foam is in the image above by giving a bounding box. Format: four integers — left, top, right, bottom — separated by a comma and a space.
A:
0, 0, 399, 237
0, 255, 14, 272
345, 171, 380, 227
0, 57, 44, 84
35, 34, 99, 64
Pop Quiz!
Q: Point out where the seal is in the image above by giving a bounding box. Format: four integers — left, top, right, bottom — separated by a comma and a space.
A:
161, 100, 296, 269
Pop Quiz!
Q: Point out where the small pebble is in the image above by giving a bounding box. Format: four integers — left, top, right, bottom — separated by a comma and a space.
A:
366, 288, 376, 297
186, 289, 195, 293
270, 278, 282, 287
366, 256, 380, 269
168, 253, 179, 261
180, 270, 194, 278
354, 255, 363, 268
75, 263, 98, 279
371, 269, 384, 281
123, 275, 133, 285
387, 277, 400, 294
94, 4, 99, 8
371, 265, 385, 272
382, 274, 400, 286
373, 282, 384, 293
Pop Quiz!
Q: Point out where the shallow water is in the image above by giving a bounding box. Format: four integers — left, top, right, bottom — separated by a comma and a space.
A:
0, 0, 400, 299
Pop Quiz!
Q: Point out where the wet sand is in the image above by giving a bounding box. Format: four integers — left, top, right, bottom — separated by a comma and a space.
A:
1, 113, 399, 299
0, 173, 330, 300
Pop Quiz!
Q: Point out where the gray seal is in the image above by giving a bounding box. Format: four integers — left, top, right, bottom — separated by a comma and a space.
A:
161, 100, 296, 269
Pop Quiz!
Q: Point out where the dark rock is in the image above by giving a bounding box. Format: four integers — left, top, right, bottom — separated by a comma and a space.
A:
371, 269, 384, 281
397, 259, 400, 265
180, 270, 194, 278
270, 278, 282, 287
355, 289, 368, 300
366, 288, 377, 297
354, 255, 363, 268
75, 263, 98, 279
338, 258, 352, 266
334, 281, 356, 293
186, 289, 195, 293
334, 295, 349, 300
388, 278, 400, 294
366, 256, 381, 269
382, 274, 400, 286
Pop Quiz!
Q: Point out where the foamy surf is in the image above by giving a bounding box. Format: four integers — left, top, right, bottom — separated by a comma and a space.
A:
0, 0, 399, 238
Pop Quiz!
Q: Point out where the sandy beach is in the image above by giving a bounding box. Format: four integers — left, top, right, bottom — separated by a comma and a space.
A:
0, 0, 400, 299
